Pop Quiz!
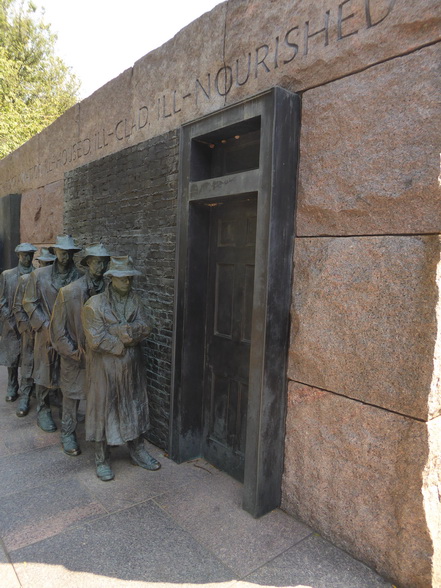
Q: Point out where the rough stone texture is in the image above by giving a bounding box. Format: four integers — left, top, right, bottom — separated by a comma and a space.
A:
1, 0, 439, 196
224, 0, 441, 102
20, 181, 64, 245
64, 130, 179, 449
297, 44, 441, 236
288, 235, 441, 420
281, 381, 441, 588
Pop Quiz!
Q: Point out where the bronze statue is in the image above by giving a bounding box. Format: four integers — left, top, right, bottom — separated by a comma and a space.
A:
36, 247, 57, 268
0, 243, 37, 402
23, 235, 83, 432
12, 248, 56, 416
50, 243, 110, 456
81, 256, 160, 481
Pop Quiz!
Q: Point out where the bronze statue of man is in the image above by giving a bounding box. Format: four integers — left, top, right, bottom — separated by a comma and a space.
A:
36, 247, 57, 268
23, 235, 83, 432
50, 243, 110, 456
81, 256, 160, 481
0, 243, 37, 402
12, 247, 57, 417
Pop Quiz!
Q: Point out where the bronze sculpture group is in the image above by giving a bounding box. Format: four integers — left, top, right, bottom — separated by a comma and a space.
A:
0, 237, 160, 481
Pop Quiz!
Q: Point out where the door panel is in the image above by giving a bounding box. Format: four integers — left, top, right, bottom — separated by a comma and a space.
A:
203, 198, 257, 481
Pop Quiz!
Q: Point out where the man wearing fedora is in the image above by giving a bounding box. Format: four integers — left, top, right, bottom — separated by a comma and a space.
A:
0, 243, 38, 403
12, 247, 57, 417
81, 256, 160, 481
23, 235, 83, 432
50, 243, 110, 456
35, 247, 57, 268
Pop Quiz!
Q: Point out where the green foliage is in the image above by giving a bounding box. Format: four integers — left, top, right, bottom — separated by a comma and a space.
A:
0, 0, 80, 158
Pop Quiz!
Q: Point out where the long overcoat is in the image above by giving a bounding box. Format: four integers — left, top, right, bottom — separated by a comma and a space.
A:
81, 286, 152, 445
50, 273, 104, 399
13, 273, 34, 378
0, 265, 33, 367
23, 263, 82, 389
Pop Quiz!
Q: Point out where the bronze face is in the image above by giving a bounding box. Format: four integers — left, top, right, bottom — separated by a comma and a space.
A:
111, 275, 133, 296
87, 256, 107, 279
54, 248, 74, 270
18, 252, 33, 268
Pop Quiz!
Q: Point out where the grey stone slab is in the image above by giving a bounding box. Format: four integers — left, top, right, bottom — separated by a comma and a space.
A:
0, 477, 107, 551
243, 533, 392, 587
0, 414, 60, 456
75, 444, 221, 513
154, 471, 312, 576
11, 500, 235, 587
0, 540, 20, 587
0, 443, 94, 499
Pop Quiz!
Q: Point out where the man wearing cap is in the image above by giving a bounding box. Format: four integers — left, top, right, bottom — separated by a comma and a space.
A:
12, 247, 57, 417
23, 235, 83, 432
50, 243, 110, 456
82, 256, 160, 481
0, 243, 38, 402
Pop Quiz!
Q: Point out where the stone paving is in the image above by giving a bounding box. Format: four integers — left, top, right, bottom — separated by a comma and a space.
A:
0, 366, 392, 588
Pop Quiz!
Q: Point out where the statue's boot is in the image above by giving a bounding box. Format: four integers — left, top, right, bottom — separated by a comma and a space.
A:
36, 385, 57, 432
61, 397, 81, 456
95, 441, 114, 481
128, 437, 161, 471
5, 367, 19, 402
61, 432, 81, 456
16, 377, 34, 417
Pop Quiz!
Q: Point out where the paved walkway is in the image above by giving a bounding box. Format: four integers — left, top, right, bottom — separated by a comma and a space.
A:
0, 367, 392, 588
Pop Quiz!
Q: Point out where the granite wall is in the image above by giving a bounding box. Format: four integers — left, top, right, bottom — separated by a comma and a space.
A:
0, 0, 440, 586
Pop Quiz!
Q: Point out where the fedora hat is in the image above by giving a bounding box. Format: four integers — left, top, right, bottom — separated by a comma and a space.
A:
53, 235, 81, 252
80, 243, 111, 266
15, 242, 38, 253
36, 247, 57, 262
104, 256, 142, 278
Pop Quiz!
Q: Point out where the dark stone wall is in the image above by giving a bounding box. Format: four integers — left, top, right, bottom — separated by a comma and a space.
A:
64, 130, 179, 449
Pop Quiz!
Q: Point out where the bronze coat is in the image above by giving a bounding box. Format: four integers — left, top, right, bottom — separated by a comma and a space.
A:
12, 273, 34, 378
0, 265, 33, 367
81, 286, 152, 444
23, 263, 82, 389
50, 273, 105, 399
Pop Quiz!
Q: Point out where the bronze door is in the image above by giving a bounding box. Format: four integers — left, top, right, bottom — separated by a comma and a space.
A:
202, 198, 257, 481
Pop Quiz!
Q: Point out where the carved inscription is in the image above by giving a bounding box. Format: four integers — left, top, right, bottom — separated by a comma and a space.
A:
4, 0, 395, 191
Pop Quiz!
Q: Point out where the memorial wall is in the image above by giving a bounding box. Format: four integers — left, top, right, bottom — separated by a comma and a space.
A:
0, 0, 440, 586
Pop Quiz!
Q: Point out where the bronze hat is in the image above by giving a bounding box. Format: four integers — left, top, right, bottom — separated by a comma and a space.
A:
36, 247, 56, 262
52, 235, 81, 252
104, 256, 142, 278
15, 242, 38, 253
80, 243, 111, 266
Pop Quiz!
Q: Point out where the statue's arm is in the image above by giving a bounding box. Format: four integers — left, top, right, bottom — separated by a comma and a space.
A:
50, 290, 79, 359
23, 272, 49, 331
128, 298, 152, 343
0, 273, 10, 323
81, 301, 125, 356
13, 278, 30, 334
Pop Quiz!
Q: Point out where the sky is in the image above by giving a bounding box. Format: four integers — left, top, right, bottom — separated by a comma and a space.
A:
33, 0, 225, 100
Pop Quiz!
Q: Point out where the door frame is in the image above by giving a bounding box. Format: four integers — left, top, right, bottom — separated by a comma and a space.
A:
169, 87, 300, 517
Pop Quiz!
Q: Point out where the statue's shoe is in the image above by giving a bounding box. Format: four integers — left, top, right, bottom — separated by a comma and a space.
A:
6, 392, 18, 402
62, 433, 81, 457
16, 397, 30, 417
37, 410, 57, 432
96, 463, 114, 481
130, 447, 161, 471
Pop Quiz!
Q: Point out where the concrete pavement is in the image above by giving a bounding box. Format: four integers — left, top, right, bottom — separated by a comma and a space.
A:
0, 366, 392, 588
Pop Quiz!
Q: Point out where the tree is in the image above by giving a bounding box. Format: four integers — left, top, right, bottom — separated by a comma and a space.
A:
0, 0, 80, 158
